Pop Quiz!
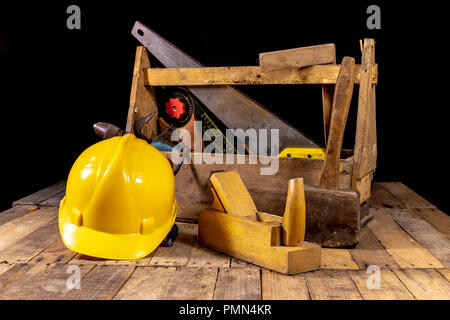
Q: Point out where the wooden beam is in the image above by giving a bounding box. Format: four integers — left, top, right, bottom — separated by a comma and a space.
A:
144, 64, 377, 86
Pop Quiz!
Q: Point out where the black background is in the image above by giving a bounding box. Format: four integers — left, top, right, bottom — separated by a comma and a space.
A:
0, 1, 447, 213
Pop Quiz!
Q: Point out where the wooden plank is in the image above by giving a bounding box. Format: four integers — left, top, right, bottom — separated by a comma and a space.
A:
125, 46, 158, 139
144, 64, 377, 86
12, 180, 66, 206
0, 205, 39, 226
114, 267, 176, 300
349, 269, 415, 300
0, 263, 94, 300
0, 263, 33, 292
39, 191, 65, 207
64, 265, 135, 300
321, 248, 359, 270
392, 268, 450, 300
70, 254, 107, 265
104, 250, 156, 267
322, 84, 335, 145
230, 258, 259, 269
0, 263, 13, 276
412, 208, 450, 240
259, 43, 336, 72
187, 243, 231, 267
261, 269, 309, 300
352, 38, 377, 185
306, 270, 362, 300
149, 222, 197, 267
0, 207, 58, 251
213, 268, 261, 300
368, 182, 406, 209
166, 267, 218, 300
379, 182, 436, 209
349, 227, 400, 270
0, 219, 59, 263
390, 209, 450, 267
367, 210, 444, 268
30, 237, 77, 265
437, 268, 450, 282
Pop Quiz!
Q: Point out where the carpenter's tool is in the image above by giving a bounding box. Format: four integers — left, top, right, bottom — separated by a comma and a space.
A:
131, 21, 321, 155
303, 56, 361, 247
93, 122, 124, 140
281, 178, 306, 246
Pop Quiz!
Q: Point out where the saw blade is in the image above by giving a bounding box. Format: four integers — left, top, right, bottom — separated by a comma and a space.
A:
131, 21, 321, 154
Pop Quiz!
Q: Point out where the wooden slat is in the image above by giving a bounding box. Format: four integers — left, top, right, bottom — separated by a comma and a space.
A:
437, 268, 450, 282
12, 180, 66, 206
0, 264, 33, 292
213, 268, 261, 300
368, 182, 406, 209
349, 227, 400, 270
166, 267, 218, 300
0, 205, 39, 226
349, 269, 415, 300
261, 269, 310, 300
321, 248, 359, 269
379, 182, 436, 209
70, 254, 107, 266
0, 207, 58, 251
114, 267, 176, 300
145, 64, 376, 86
0, 219, 59, 263
0, 263, 13, 276
104, 251, 156, 267
149, 223, 197, 267
30, 237, 77, 265
230, 257, 259, 269
389, 209, 450, 267
64, 265, 135, 300
39, 191, 65, 207
392, 268, 450, 300
187, 243, 231, 267
306, 270, 362, 300
367, 210, 444, 268
411, 208, 450, 240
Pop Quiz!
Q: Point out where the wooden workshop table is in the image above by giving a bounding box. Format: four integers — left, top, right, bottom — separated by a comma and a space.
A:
0, 181, 449, 300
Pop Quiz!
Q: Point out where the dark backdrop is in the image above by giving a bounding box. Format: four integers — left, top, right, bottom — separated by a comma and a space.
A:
1, 1, 447, 213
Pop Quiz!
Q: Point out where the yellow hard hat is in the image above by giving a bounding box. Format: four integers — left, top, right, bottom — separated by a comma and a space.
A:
59, 134, 177, 260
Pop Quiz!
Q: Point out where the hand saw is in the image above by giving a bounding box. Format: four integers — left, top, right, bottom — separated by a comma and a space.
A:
131, 21, 321, 155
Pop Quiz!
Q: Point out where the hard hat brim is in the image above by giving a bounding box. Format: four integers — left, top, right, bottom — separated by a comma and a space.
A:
58, 197, 177, 260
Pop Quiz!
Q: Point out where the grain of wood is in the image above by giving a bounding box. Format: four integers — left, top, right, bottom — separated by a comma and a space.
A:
349, 227, 400, 270
149, 223, 197, 267
64, 265, 135, 300
321, 248, 359, 269
12, 180, 66, 206
368, 211, 444, 268
104, 250, 156, 266
411, 208, 450, 240
0, 205, 39, 226
39, 191, 65, 207
0, 207, 58, 251
0, 263, 13, 276
0, 219, 59, 263
393, 268, 450, 300
379, 182, 435, 209
0, 263, 33, 292
114, 267, 176, 300
306, 270, 362, 300
437, 268, 450, 282
70, 254, 107, 265
322, 84, 335, 144
230, 257, 259, 269
261, 269, 309, 300
187, 243, 231, 267
166, 267, 218, 300
390, 209, 450, 267
30, 237, 77, 265
368, 183, 406, 209
349, 269, 414, 300
213, 268, 261, 300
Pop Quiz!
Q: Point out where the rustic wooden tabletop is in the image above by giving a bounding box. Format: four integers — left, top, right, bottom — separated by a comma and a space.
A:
0, 182, 449, 300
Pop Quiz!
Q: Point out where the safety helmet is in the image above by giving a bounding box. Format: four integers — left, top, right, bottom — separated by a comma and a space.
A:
59, 134, 177, 260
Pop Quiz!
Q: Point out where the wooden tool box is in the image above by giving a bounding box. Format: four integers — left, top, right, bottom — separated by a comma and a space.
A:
126, 39, 378, 226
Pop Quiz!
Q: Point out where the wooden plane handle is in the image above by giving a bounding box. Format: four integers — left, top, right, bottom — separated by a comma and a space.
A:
320, 57, 356, 190
282, 178, 306, 246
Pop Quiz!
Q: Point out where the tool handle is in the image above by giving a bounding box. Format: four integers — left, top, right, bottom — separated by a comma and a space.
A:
320, 57, 355, 190
282, 178, 306, 246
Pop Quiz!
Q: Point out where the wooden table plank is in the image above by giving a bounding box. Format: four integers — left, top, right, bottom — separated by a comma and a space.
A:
0, 264, 33, 292
64, 265, 135, 300
392, 269, 450, 300
411, 208, 450, 240
0, 205, 39, 226
30, 237, 77, 265
367, 210, 444, 268
12, 180, 66, 207
0, 219, 59, 263
149, 223, 197, 267
39, 191, 65, 207
349, 269, 415, 300
187, 244, 231, 268
368, 183, 406, 209
70, 254, 107, 265
437, 268, 450, 282
114, 267, 176, 300
104, 251, 156, 267
166, 267, 218, 300
350, 227, 400, 270
0, 207, 58, 251
213, 268, 261, 300
231, 257, 259, 269
261, 269, 309, 300
305, 270, 362, 300
378, 182, 436, 209
321, 248, 359, 269
390, 209, 450, 267
0, 263, 13, 276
